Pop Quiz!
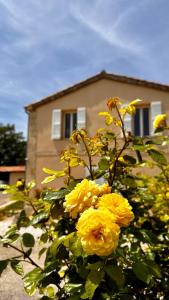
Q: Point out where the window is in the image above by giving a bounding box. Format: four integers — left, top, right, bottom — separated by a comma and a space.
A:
123, 101, 162, 137
51, 107, 86, 140
63, 111, 77, 138
133, 106, 150, 136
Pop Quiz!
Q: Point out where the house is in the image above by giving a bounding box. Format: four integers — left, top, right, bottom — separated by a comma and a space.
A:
0, 165, 25, 185
25, 71, 169, 188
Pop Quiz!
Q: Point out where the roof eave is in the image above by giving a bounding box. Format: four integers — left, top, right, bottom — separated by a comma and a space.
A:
25, 71, 169, 112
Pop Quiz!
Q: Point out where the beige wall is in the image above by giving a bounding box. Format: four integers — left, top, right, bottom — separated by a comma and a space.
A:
9, 171, 25, 185
26, 78, 169, 188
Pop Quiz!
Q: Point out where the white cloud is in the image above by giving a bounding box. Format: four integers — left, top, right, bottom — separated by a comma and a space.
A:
70, 0, 147, 56
0, 0, 169, 137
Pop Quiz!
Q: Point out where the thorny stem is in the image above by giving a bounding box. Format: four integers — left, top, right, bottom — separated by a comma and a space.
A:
108, 103, 129, 188
111, 141, 129, 188
28, 199, 38, 214
80, 135, 94, 180
67, 160, 71, 185
0, 234, 42, 270
24, 189, 38, 214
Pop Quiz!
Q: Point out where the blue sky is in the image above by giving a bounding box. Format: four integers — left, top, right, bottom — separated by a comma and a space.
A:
0, 0, 169, 137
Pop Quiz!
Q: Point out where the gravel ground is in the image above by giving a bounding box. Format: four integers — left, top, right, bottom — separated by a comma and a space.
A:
0, 193, 42, 300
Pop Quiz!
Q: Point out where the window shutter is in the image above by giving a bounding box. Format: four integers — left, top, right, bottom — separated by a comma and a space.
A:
51, 109, 61, 139
123, 114, 132, 133
150, 101, 162, 134
77, 107, 86, 129
120, 103, 132, 136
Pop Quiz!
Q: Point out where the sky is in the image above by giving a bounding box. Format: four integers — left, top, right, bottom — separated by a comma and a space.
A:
0, 0, 169, 137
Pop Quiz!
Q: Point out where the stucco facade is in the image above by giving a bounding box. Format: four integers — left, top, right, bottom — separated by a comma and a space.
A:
25, 71, 169, 188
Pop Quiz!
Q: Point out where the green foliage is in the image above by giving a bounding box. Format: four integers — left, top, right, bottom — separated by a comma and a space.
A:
0, 260, 8, 276
22, 233, 35, 248
0, 123, 26, 166
11, 260, 24, 276
0, 99, 169, 299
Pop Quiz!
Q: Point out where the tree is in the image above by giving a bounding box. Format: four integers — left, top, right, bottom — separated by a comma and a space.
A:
0, 123, 26, 166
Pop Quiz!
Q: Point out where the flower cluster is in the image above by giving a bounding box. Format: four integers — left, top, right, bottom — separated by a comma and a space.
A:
153, 114, 166, 129
64, 179, 111, 218
64, 179, 134, 256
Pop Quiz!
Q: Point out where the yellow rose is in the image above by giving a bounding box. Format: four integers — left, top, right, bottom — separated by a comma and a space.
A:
64, 179, 111, 218
107, 97, 121, 110
76, 208, 120, 256
98, 183, 111, 196
153, 114, 166, 129
97, 193, 134, 227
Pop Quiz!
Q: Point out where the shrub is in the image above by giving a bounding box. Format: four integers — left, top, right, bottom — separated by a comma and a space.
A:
0, 98, 168, 299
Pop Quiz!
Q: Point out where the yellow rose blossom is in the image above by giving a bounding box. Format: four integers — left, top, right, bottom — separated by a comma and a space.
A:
76, 208, 120, 256
64, 179, 111, 218
153, 114, 166, 129
98, 183, 111, 196
107, 97, 121, 110
97, 193, 134, 227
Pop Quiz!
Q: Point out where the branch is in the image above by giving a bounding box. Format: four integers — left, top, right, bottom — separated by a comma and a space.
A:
80, 135, 94, 180
115, 103, 127, 143
0, 235, 42, 270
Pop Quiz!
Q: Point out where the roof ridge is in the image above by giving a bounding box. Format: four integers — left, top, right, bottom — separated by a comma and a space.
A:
25, 71, 169, 112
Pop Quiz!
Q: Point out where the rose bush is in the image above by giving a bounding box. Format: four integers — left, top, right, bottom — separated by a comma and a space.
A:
0, 98, 169, 299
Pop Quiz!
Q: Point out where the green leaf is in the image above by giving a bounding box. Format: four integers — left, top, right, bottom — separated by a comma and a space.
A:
31, 211, 49, 225
43, 168, 65, 176
11, 260, 24, 276
148, 149, 167, 165
24, 267, 43, 296
50, 236, 65, 255
146, 260, 162, 278
44, 261, 59, 273
0, 200, 24, 214
39, 247, 47, 258
42, 188, 69, 202
40, 232, 48, 243
0, 260, 8, 276
22, 233, 35, 248
104, 132, 115, 141
63, 233, 83, 257
26, 180, 36, 190
87, 261, 104, 271
68, 296, 81, 300
123, 155, 136, 165
81, 270, 104, 299
133, 261, 152, 284
64, 283, 83, 293
2, 225, 20, 243
17, 210, 30, 229
105, 264, 125, 287
154, 127, 164, 133
42, 170, 65, 184
133, 144, 145, 151
98, 158, 110, 171
140, 229, 158, 244
41, 175, 57, 184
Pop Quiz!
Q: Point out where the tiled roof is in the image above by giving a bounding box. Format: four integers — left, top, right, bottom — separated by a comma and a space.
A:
25, 70, 169, 112
0, 166, 25, 173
